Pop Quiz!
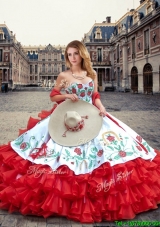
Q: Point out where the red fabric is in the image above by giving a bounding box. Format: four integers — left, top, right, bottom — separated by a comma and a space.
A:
18, 104, 58, 136
29, 143, 48, 160
0, 143, 160, 222
38, 104, 58, 119
50, 88, 65, 104
50, 89, 100, 106
92, 92, 100, 106
0, 105, 160, 223
27, 117, 40, 130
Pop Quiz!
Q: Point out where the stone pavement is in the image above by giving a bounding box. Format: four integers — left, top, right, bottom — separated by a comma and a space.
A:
0, 90, 160, 227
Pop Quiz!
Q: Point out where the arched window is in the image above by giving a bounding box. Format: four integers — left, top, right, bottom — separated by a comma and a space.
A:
95, 27, 102, 39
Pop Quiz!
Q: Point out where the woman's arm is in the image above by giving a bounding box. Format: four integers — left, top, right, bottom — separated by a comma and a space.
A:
50, 73, 67, 103
93, 73, 107, 116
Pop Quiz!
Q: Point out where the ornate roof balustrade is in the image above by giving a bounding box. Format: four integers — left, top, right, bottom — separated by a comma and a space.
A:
90, 38, 109, 43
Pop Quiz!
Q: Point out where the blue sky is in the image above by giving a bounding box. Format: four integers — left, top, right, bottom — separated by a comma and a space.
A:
0, 0, 140, 46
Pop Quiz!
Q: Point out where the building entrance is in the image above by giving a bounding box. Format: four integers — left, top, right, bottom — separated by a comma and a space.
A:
131, 66, 138, 93
143, 63, 153, 94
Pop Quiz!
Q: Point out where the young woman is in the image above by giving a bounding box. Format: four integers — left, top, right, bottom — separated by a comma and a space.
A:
0, 40, 160, 223
50, 40, 106, 116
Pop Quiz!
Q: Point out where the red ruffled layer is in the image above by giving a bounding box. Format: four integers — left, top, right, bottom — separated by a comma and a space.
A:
18, 104, 58, 136
0, 108, 160, 223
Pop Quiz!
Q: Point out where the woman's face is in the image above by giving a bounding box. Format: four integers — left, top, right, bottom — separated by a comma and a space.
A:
67, 47, 82, 67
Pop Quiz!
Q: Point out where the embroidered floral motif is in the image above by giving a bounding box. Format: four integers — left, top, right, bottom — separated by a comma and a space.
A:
89, 81, 93, 87
100, 132, 135, 160
135, 135, 150, 154
97, 150, 103, 157
107, 136, 115, 142
80, 90, 85, 97
72, 87, 77, 94
65, 81, 94, 103
119, 151, 126, 157
20, 142, 27, 150
74, 148, 82, 155
87, 89, 93, 97
44, 150, 60, 162
114, 151, 133, 160
102, 131, 120, 145
136, 135, 142, 143
136, 145, 142, 151
15, 135, 24, 145
29, 143, 48, 159
77, 84, 83, 89
61, 146, 99, 170
100, 130, 152, 161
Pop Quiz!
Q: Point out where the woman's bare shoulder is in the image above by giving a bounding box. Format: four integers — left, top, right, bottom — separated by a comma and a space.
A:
55, 70, 71, 88
93, 69, 97, 75
59, 70, 71, 78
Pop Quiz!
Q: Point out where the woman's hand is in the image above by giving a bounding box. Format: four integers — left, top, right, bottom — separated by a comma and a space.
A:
94, 98, 107, 117
99, 105, 107, 117
65, 94, 79, 102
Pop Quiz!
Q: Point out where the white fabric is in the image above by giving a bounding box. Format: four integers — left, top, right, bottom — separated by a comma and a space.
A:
11, 111, 156, 175
11, 81, 157, 175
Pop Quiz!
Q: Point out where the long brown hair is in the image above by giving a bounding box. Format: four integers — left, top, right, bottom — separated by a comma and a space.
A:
64, 40, 96, 80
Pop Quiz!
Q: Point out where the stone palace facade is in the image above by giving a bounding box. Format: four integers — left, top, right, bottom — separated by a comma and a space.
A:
0, 0, 160, 93
0, 28, 66, 89
82, 0, 160, 93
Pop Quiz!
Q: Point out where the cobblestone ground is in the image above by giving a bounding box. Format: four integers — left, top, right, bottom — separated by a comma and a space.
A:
0, 90, 160, 227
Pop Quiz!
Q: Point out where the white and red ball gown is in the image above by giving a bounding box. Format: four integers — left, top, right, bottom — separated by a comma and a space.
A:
0, 80, 160, 223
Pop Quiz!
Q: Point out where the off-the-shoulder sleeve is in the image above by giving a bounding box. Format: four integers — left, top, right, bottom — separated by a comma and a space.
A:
92, 92, 100, 106
50, 88, 65, 104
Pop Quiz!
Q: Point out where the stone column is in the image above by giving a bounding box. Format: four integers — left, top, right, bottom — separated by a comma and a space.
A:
19, 60, 21, 84
153, 72, 159, 93
138, 74, 143, 93
109, 46, 114, 87
10, 48, 13, 81
38, 64, 40, 83
122, 43, 128, 89
102, 68, 106, 91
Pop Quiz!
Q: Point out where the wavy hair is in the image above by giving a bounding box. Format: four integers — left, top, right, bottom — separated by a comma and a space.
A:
64, 40, 96, 80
